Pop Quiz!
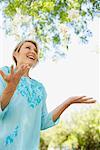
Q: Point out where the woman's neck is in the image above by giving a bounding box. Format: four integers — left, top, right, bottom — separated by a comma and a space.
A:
15, 65, 30, 77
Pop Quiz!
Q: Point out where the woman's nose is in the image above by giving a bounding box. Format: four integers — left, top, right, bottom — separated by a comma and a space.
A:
28, 51, 36, 56
31, 49, 37, 54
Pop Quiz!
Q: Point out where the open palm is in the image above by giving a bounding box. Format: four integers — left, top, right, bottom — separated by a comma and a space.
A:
68, 96, 96, 104
0, 64, 30, 86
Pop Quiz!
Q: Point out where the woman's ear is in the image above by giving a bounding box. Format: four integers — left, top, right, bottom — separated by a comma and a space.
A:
13, 50, 19, 59
12, 51, 18, 65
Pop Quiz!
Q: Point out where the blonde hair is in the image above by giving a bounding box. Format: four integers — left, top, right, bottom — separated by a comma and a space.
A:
13, 40, 39, 66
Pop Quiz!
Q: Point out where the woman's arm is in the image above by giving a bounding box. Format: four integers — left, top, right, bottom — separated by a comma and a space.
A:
0, 64, 30, 111
52, 96, 96, 122
0, 83, 17, 111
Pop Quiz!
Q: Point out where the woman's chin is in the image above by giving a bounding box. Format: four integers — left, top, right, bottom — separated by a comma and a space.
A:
25, 60, 37, 68
28, 63, 36, 68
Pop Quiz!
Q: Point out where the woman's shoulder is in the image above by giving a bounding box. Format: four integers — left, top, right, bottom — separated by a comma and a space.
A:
30, 79, 44, 89
0, 66, 10, 74
33, 79, 46, 89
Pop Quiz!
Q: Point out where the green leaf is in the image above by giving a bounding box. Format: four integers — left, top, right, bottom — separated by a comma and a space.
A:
53, 35, 60, 44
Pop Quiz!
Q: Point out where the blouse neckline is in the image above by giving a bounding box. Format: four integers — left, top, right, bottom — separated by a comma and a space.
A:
21, 76, 32, 80
7, 66, 34, 81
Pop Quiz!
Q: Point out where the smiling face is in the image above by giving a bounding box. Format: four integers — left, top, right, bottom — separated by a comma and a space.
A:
13, 41, 39, 69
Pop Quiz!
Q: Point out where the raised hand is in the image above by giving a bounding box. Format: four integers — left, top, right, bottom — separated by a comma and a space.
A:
0, 64, 30, 86
67, 96, 96, 105
51, 96, 97, 122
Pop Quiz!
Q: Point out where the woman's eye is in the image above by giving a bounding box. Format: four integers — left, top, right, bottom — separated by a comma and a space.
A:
26, 46, 38, 53
26, 47, 30, 49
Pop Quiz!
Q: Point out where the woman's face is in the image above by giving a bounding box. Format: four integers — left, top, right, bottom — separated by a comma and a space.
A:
14, 42, 39, 68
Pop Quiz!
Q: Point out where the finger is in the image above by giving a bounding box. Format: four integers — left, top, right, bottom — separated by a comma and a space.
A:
78, 98, 96, 103
74, 96, 87, 100
16, 64, 28, 73
0, 70, 6, 80
83, 99, 96, 103
23, 66, 30, 72
11, 65, 14, 75
76, 97, 93, 102
74, 97, 95, 103
78, 96, 87, 99
21, 64, 29, 70
80, 97, 94, 101
16, 65, 30, 76
21, 65, 30, 72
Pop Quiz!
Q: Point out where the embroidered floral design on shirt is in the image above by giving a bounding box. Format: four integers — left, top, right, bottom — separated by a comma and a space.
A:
5, 125, 19, 145
16, 78, 43, 108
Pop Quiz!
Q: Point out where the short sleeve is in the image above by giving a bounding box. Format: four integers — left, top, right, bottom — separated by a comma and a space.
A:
0, 66, 9, 120
41, 84, 60, 130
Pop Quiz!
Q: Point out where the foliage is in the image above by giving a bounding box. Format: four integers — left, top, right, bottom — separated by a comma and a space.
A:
0, 0, 99, 61
40, 104, 100, 149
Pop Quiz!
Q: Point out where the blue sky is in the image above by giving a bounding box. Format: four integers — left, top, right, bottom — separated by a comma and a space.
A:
0, 12, 99, 120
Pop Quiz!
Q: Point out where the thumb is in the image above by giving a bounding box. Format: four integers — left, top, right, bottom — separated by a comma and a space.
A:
0, 70, 6, 80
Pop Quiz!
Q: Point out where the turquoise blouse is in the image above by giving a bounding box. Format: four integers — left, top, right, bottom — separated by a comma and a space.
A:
0, 66, 60, 150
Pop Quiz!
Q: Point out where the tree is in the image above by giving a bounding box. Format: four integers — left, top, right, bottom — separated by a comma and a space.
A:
70, 105, 100, 150
40, 120, 70, 149
0, 0, 99, 61
40, 104, 100, 149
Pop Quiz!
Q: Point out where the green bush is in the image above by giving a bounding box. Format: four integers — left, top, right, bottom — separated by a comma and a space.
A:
40, 104, 100, 150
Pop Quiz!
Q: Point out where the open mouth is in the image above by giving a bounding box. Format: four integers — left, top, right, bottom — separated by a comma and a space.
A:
27, 56, 35, 60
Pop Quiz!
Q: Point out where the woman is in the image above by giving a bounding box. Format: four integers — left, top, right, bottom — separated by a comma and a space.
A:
0, 40, 96, 150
